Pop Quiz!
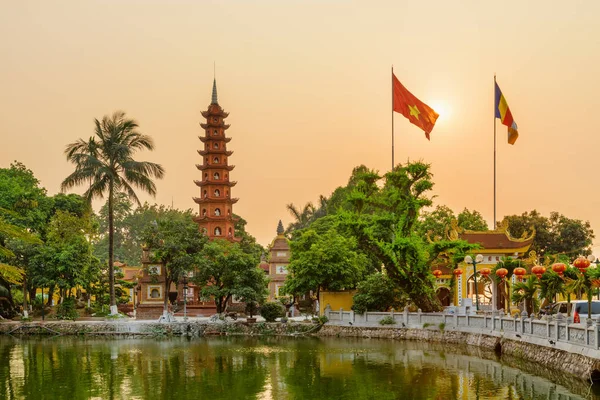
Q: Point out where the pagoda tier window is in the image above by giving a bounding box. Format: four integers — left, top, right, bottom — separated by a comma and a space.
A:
203, 190, 207, 198
213, 129, 218, 136
213, 172, 220, 180
227, 209, 231, 215
214, 227, 221, 236
225, 174, 228, 179
213, 142, 219, 149
226, 190, 229, 197
204, 173, 208, 180
202, 209, 207, 216
215, 208, 221, 216
213, 118, 218, 123
228, 228, 233, 237
213, 157, 219, 164
214, 189, 220, 197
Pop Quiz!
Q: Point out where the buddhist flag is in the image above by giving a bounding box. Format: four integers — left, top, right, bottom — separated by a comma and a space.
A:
392, 73, 439, 140
495, 82, 519, 145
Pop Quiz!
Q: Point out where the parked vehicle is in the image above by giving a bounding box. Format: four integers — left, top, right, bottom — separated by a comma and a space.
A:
547, 300, 600, 323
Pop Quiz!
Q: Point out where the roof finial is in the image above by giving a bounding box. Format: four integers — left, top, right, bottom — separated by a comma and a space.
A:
211, 78, 218, 105
277, 220, 284, 235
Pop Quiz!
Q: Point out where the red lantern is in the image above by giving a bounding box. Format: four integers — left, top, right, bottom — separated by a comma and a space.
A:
552, 262, 567, 276
453, 268, 463, 277
573, 257, 591, 274
531, 265, 546, 279
432, 269, 442, 278
514, 267, 527, 281
479, 267, 491, 278
495, 268, 508, 279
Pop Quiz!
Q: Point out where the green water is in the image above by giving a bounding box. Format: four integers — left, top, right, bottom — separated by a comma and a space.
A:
0, 336, 597, 400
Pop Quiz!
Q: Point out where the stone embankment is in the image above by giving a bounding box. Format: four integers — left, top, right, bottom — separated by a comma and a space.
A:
317, 324, 600, 382
0, 320, 320, 337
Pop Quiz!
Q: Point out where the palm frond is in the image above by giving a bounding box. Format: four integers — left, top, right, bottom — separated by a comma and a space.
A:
0, 263, 24, 284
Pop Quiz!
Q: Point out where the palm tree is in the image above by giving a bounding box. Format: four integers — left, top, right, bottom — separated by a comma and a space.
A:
511, 276, 539, 315
285, 202, 316, 234
61, 111, 164, 314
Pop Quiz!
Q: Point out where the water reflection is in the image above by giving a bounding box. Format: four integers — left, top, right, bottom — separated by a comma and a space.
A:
0, 336, 596, 399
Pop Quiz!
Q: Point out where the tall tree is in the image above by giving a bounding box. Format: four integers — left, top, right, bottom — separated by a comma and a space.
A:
457, 208, 488, 231
61, 111, 165, 314
503, 210, 594, 259
338, 162, 475, 312
283, 228, 367, 298
142, 209, 207, 316
194, 240, 266, 314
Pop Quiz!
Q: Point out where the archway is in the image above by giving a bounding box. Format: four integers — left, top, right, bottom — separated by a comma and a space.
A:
466, 274, 493, 309
436, 287, 452, 307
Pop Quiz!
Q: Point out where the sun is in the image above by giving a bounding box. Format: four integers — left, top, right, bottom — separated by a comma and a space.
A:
429, 100, 451, 123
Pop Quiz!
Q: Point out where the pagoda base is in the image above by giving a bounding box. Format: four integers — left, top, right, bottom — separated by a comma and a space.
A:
136, 303, 166, 320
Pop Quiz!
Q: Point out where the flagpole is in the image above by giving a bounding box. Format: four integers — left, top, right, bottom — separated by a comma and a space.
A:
391, 65, 395, 170
493, 74, 497, 230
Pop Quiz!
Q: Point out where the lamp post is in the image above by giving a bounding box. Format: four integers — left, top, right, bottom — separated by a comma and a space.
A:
464, 254, 484, 311
182, 275, 188, 322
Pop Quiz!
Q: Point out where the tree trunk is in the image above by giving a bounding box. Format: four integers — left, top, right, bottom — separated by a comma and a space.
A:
47, 285, 55, 307
108, 180, 117, 315
216, 297, 222, 314
163, 276, 171, 313
22, 278, 28, 318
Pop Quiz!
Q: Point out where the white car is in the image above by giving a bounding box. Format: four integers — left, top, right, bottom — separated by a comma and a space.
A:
548, 300, 600, 323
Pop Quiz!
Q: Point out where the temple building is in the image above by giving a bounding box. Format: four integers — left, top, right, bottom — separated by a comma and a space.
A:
192, 79, 240, 241
266, 221, 291, 301
432, 218, 535, 311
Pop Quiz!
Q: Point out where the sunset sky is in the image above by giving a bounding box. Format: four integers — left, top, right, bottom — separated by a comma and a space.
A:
2, 0, 600, 249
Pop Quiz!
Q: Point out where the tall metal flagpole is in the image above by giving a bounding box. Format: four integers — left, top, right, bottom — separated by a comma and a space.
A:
392, 65, 395, 170
493, 74, 497, 230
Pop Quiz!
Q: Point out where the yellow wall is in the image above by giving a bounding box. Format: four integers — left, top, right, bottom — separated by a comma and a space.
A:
319, 290, 356, 315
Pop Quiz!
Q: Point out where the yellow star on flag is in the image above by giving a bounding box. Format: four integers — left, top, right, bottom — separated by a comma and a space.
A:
409, 104, 420, 119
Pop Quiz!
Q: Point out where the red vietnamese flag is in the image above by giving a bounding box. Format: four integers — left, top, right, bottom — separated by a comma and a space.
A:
393, 73, 439, 140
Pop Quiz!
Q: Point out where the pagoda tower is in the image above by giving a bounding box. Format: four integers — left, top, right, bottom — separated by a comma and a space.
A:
193, 79, 240, 241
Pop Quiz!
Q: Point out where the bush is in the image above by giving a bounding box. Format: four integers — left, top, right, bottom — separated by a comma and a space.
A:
379, 316, 396, 325
55, 298, 79, 321
260, 302, 285, 322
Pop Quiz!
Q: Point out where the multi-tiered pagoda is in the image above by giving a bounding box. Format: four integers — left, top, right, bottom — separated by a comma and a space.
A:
193, 80, 240, 241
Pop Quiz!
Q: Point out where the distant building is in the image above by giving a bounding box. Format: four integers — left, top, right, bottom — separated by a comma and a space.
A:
432, 218, 535, 311
266, 220, 291, 301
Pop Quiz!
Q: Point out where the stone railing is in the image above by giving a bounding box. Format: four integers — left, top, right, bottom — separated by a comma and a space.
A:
323, 305, 600, 350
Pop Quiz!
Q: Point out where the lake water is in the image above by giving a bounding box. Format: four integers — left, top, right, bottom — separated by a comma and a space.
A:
0, 336, 597, 399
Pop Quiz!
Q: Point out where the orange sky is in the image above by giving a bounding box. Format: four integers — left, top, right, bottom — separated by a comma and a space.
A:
1, 0, 600, 249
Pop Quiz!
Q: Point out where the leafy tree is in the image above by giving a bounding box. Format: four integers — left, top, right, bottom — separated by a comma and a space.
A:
503, 210, 594, 259
338, 162, 474, 312
38, 210, 96, 299
416, 205, 456, 240
142, 209, 208, 313
0, 162, 52, 233
194, 240, 266, 314
457, 208, 488, 231
417, 206, 488, 240
282, 228, 367, 298
352, 273, 406, 314
61, 111, 165, 314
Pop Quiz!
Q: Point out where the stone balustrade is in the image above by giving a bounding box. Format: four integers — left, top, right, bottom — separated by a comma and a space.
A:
323, 305, 600, 351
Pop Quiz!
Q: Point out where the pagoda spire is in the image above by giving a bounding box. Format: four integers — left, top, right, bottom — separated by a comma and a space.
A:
277, 220, 284, 236
211, 79, 218, 105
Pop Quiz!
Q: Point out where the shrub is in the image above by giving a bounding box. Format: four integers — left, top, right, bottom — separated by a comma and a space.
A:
318, 315, 328, 324
260, 302, 285, 322
55, 298, 79, 321
379, 316, 396, 325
